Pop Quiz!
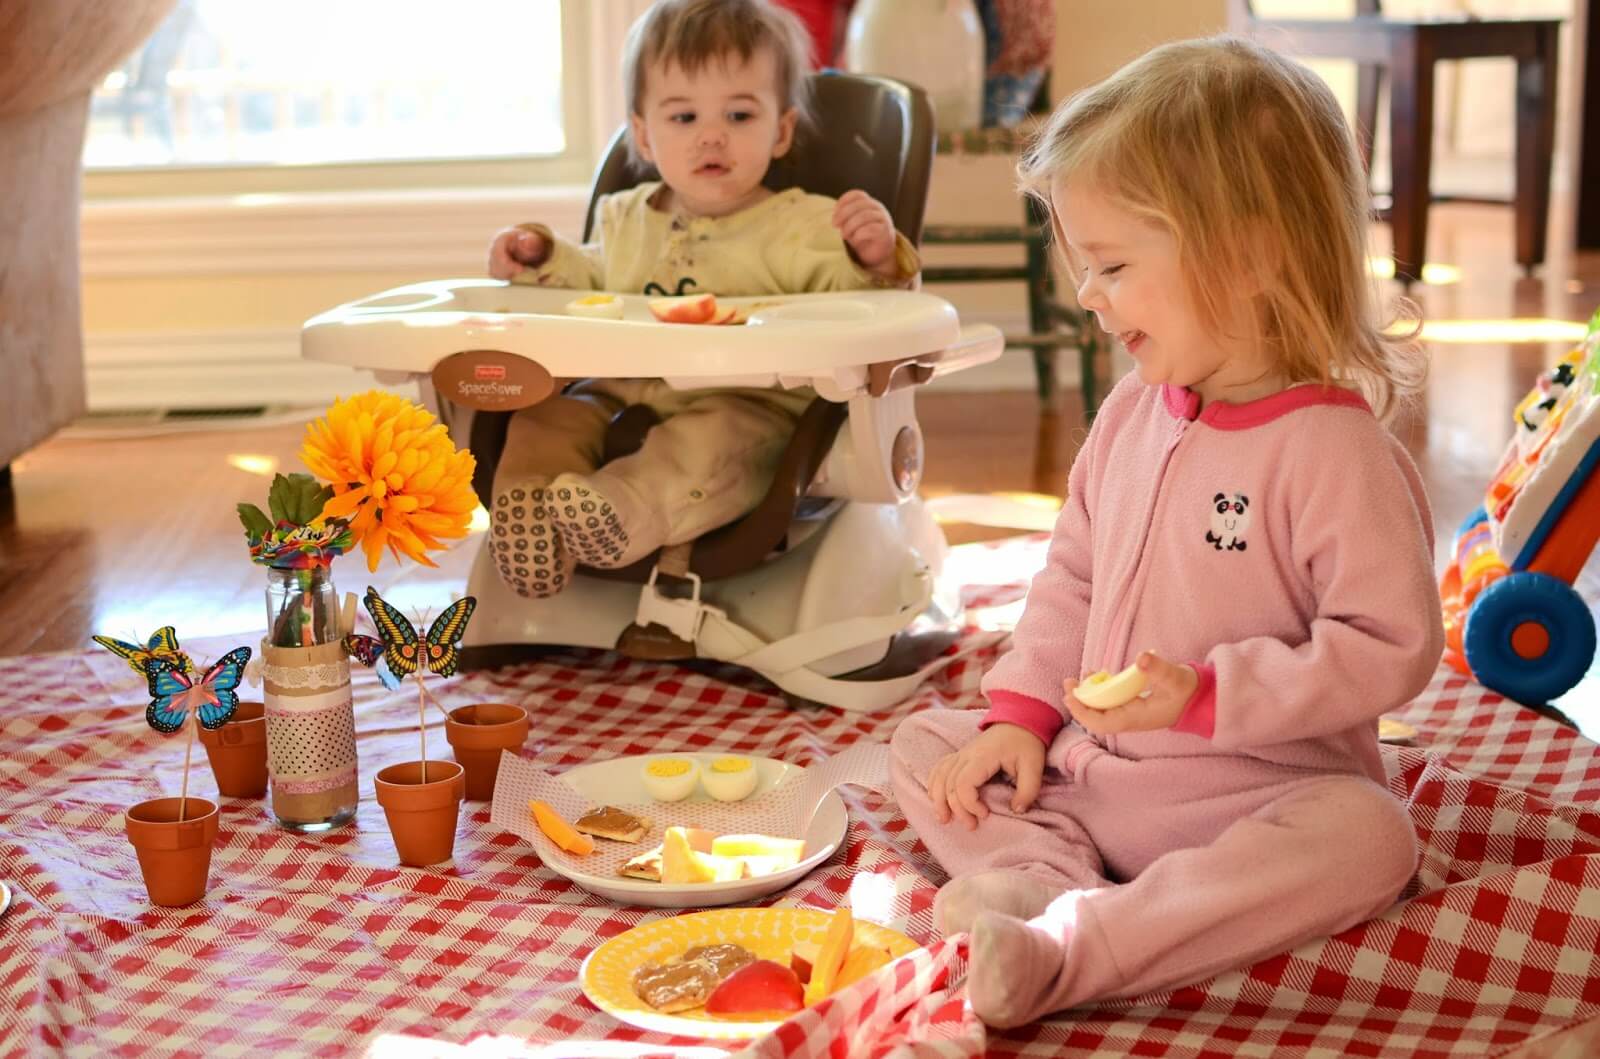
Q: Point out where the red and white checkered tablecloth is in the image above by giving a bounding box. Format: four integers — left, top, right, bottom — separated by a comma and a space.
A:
3, 534, 1599, 1058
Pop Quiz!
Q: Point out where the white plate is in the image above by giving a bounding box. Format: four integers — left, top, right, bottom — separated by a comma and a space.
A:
546, 754, 847, 908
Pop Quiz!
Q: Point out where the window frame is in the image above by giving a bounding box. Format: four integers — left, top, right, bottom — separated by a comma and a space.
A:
84, 0, 600, 200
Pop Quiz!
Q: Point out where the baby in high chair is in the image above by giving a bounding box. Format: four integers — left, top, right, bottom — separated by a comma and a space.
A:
483, 0, 918, 598
890, 36, 1445, 1028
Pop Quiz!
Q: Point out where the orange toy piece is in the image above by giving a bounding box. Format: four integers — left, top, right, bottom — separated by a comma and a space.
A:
529, 800, 596, 855
802, 906, 854, 1006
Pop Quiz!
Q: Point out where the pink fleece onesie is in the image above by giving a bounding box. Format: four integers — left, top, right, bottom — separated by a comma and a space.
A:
891, 374, 1446, 1027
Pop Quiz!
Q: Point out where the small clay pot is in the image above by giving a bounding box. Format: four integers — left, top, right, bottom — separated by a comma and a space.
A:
444, 703, 530, 801
197, 702, 268, 798
374, 760, 466, 867
124, 797, 220, 907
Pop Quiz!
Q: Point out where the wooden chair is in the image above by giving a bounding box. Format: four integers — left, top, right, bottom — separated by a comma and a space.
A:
920, 125, 1105, 415
1229, 0, 1561, 284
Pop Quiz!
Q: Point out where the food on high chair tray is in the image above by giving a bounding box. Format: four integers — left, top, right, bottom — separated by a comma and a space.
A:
564, 293, 625, 319
641, 756, 701, 801
648, 292, 718, 323
1071, 663, 1149, 710
645, 292, 749, 325
701, 755, 758, 802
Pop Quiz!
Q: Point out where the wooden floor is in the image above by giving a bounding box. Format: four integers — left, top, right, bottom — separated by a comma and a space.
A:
2, 203, 1597, 736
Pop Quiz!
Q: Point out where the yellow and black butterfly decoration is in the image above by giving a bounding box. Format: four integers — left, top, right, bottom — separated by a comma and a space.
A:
344, 586, 476, 688
92, 626, 194, 676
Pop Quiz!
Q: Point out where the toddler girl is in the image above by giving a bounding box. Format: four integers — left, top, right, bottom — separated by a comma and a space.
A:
483, 0, 917, 598
890, 35, 1444, 1028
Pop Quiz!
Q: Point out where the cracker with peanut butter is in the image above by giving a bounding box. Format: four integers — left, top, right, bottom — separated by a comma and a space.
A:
574, 805, 651, 844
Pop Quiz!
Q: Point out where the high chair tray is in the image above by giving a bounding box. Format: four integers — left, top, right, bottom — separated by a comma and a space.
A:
302, 280, 999, 385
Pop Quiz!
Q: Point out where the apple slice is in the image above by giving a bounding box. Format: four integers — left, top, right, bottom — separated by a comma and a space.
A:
789, 939, 821, 985
708, 305, 742, 325
648, 292, 717, 324
661, 825, 745, 883
706, 959, 804, 1017
711, 835, 806, 866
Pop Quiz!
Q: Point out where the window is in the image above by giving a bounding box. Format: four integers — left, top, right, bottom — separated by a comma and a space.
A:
85, 0, 594, 195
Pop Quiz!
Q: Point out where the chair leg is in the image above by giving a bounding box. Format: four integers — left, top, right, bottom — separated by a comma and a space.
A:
1514, 28, 1559, 275
1387, 36, 1436, 286
1355, 62, 1382, 184
1078, 330, 1099, 421
1024, 197, 1058, 408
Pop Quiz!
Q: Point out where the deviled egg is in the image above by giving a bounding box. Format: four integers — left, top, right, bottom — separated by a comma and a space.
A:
565, 293, 624, 320
640, 756, 700, 802
701, 755, 758, 802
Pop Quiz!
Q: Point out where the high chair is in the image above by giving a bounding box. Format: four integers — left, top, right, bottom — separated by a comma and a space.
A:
302, 73, 1004, 712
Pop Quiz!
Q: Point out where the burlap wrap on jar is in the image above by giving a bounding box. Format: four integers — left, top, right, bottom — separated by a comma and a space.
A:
261, 639, 358, 831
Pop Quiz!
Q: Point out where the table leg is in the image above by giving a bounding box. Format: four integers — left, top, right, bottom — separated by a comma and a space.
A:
1388, 32, 1436, 286
1514, 28, 1559, 275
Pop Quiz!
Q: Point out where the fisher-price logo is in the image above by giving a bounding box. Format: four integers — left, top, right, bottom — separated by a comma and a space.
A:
473, 364, 507, 381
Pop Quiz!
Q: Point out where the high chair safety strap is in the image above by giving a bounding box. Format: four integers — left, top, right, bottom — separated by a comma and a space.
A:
688, 567, 1002, 712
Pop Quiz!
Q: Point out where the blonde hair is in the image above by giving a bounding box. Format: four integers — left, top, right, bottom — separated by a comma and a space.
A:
1019, 36, 1423, 421
622, 0, 815, 160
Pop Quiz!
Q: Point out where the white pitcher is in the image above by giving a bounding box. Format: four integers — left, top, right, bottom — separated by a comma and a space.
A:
842, 0, 985, 133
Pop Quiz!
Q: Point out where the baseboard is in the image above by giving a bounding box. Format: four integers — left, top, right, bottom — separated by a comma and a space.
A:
84, 315, 1070, 411
84, 329, 414, 411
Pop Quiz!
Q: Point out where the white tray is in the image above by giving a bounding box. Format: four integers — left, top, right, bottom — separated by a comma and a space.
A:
302, 280, 1001, 389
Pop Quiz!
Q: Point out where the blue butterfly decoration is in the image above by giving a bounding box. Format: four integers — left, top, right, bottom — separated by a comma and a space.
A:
143, 646, 252, 734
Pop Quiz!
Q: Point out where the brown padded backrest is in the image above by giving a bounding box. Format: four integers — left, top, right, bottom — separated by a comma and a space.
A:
583, 72, 934, 244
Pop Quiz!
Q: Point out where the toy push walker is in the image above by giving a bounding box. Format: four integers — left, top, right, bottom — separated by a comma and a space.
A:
1440, 309, 1600, 706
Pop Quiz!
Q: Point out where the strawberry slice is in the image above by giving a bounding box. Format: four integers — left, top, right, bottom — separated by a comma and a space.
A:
705, 959, 804, 1016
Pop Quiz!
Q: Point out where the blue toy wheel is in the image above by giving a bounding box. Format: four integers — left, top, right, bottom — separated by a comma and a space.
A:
1464, 572, 1596, 705
1455, 505, 1489, 543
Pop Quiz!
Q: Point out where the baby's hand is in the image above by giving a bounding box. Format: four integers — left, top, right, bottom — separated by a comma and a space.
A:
1063, 651, 1198, 736
924, 722, 1046, 831
833, 190, 898, 277
488, 226, 549, 280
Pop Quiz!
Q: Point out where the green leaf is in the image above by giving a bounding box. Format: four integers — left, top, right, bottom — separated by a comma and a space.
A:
267, 474, 293, 524
237, 503, 273, 541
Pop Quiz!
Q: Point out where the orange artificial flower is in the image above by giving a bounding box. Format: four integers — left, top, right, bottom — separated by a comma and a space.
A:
300, 391, 478, 572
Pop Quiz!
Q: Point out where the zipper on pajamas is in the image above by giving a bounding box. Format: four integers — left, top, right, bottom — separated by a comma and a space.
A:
1098, 416, 1191, 753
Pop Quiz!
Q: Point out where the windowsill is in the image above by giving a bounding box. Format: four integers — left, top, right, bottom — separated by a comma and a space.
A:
80, 183, 593, 278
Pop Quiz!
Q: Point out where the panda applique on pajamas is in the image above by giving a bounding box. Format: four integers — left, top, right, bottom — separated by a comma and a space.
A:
1206, 492, 1251, 551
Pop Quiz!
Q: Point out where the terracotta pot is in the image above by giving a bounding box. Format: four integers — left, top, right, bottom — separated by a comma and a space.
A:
124, 797, 219, 907
197, 701, 268, 798
374, 760, 466, 867
444, 703, 530, 801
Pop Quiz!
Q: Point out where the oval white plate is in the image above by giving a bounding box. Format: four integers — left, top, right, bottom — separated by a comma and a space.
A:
548, 754, 847, 908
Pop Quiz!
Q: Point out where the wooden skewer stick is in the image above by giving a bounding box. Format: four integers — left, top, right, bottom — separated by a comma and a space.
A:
179, 712, 196, 822
416, 668, 428, 783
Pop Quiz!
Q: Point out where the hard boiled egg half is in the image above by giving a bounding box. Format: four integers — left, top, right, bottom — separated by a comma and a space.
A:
701, 755, 758, 802
565, 293, 624, 319
640, 756, 699, 802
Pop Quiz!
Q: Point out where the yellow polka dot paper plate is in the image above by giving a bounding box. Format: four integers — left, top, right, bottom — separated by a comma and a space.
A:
581, 907, 920, 1039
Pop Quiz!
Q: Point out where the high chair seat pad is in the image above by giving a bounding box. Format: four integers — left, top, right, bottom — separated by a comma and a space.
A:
303, 280, 1000, 394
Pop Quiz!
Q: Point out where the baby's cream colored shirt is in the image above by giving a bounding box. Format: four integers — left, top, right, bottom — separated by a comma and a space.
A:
513, 181, 918, 296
